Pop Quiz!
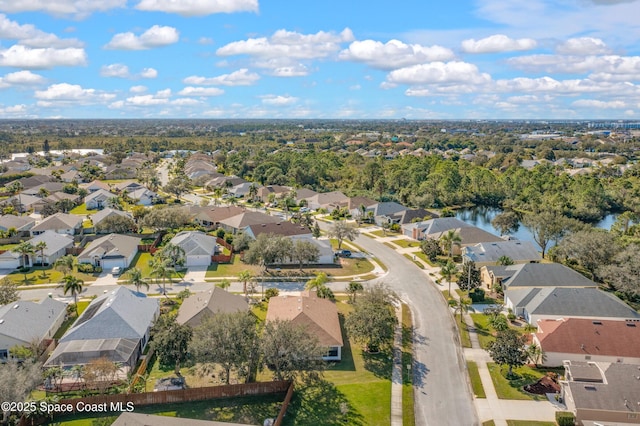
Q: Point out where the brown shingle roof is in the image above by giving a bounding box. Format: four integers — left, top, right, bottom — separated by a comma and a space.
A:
536, 318, 640, 358
246, 222, 312, 238
176, 287, 249, 327
266, 294, 343, 347
220, 211, 281, 230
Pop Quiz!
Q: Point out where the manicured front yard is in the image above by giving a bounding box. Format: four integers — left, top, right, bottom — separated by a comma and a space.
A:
456, 314, 472, 348
467, 361, 486, 398
392, 239, 420, 248
129, 252, 184, 282
369, 230, 401, 238
8, 267, 97, 286
506, 421, 556, 426
69, 204, 98, 216
487, 363, 547, 401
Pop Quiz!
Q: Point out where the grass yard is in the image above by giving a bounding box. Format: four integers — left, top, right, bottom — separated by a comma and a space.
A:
413, 251, 437, 267
456, 314, 472, 348
392, 239, 420, 249
470, 313, 497, 349
506, 421, 556, 426
467, 361, 486, 398
0, 243, 18, 250
54, 394, 285, 426
402, 304, 416, 426
205, 256, 260, 278
482, 421, 496, 426
487, 363, 547, 401
283, 299, 393, 425
129, 252, 184, 282
69, 204, 98, 216
369, 230, 401, 238
8, 267, 97, 286
403, 253, 424, 269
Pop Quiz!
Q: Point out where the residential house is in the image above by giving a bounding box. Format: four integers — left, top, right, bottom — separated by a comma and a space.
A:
176, 287, 249, 327
403, 218, 501, 254
81, 180, 111, 193
85, 189, 116, 210
228, 182, 255, 198
0, 215, 35, 232
30, 212, 83, 236
104, 164, 136, 180
189, 205, 246, 228
257, 185, 291, 203
294, 188, 318, 204
10, 175, 52, 190
462, 240, 541, 267
21, 182, 65, 196
60, 170, 82, 183
266, 292, 344, 361
365, 201, 408, 226
219, 211, 281, 234
127, 187, 158, 206
533, 318, 640, 366
77, 233, 141, 270
0, 251, 22, 270
561, 361, 640, 425
4, 194, 44, 213
169, 231, 219, 267
382, 207, 435, 225
90, 208, 133, 231
0, 298, 66, 360
29, 230, 74, 265
506, 287, 640, 324
303, 191, 349, 212
114, 180, 143, 193
44, 287, 159, 372
43, 191, 81, 206
337, 196, 378, 219
482, 263, 599, 292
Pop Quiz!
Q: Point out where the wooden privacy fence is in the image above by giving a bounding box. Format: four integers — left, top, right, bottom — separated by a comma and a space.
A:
55, 380, 291, 415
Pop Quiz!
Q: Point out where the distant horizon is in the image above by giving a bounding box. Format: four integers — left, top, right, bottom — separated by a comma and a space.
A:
0, 1, 638, 120
0, 118, 638, 123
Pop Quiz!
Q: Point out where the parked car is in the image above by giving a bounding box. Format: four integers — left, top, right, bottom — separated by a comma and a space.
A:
335, 249, 352, 258
111, 266, 122, 276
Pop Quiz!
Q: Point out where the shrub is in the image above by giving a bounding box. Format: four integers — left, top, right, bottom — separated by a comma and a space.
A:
216, 228, 226, 238
555, 411, 575, 426
469, 288, 485, 303
264, 287, 279, 300
77, 263, 96, 273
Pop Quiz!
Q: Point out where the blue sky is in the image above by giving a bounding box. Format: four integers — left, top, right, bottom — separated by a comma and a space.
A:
0, 0, 639, 119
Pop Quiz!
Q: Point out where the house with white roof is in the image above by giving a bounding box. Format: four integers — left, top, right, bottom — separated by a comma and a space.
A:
84, 189, 115, 210
30, 212, 83, 236
29, 230, 75, 265
77, 234, 141, 270
169, 231, 219, 267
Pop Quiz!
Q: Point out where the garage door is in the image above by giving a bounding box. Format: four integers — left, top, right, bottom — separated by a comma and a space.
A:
102, 259, 126, 270
0, 258, 19, 270
187, 255, 211, 267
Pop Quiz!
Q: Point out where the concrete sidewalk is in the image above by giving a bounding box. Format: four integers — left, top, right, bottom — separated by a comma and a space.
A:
391, 304, 403, 426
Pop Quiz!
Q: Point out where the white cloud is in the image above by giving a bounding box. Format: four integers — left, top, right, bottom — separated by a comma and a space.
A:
269, 64, 309, 77
339, 39, 454, 69
0, 70, 45, 87
129, 85, 147, 93
260, 94, 298, 106
461, 34, 537, 53
0, 45, 86, 68
0, 0, 126, 18
556, 37, 609, 55
124, 95, 168, 106
178, 86, 225, 96
34, 83, 115, 106
140, 68, 158, 79
508, 54, 640, 76
217, 28, 354, 60
0, 14, 82, 48
183, 68, 259, 86
387, 61, 491, 85
572, 99, 626, 108
135, 0, 258, 16
104, 25, 179, 50
100, 64, 158, 79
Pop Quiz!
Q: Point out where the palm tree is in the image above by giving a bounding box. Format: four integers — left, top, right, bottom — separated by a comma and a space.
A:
150, 257, 175, 296
526, 343, 546, 367
54, 255, 75, 276
497, 255, 514, 266
450, 297, 471, 322
440, 229, 462, 258
213, 187, 223, 206
126, 267, 149, 293
441, 261, 458, 297
12, 241, 34, 282
248, 183, 258, 203
35, 241, 48, 278
238, 270, 253, 299
59, 275, 84, 307
347, 281, 364, 303
217, 278, 231, 291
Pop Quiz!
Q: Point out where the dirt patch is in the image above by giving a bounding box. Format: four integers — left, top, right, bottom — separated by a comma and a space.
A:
524, 372, 560, 395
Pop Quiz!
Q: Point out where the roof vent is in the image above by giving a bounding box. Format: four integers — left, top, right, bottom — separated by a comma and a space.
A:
13, 304, 18, 309
0, 319, 4, 324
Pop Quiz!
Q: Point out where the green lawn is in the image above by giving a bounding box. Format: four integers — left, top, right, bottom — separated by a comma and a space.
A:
467, 361, 486, 398
403, 253, 424, 269
456, 314, 472, 348
8, 267, 97, 286
506, 421, 556, 426
205, 256, 260, 278
482, 421, 496, 426
470, 313, 497, 349
0, 243, 18, 250
413, 252, 437, 267
369, 230, 401, 238
129, 252, 184, 282
487, 363, 547, 401
402, 304, 416, 426
392, 239, 420, 249
287, 300, 393, 425
69, 204, 98, 216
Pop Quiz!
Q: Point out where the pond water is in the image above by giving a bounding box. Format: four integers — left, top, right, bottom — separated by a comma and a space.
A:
455, 206, 618, 251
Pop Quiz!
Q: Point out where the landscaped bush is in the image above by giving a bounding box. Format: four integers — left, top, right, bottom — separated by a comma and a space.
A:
216, 228, 226, 238
470, 288, 485, 303
264, 287, 279, 300
555, 411, 575, 426
17, 266, 30, 273
76, 263, 102, 273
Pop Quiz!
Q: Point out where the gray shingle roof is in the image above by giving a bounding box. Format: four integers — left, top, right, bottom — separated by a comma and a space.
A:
31, 213, 83, 232
495, 263, 598, 290
170, 231, 217, 256
90, 208, 132, 226
28, 230, 74, 256
60, 287, 158, 342
176, 287, 248, 326
463, 240, 541, 263
78, 233, 141, 262
0, 298, 66, 345
567, 362, 640, 413
0, 215, 35, 231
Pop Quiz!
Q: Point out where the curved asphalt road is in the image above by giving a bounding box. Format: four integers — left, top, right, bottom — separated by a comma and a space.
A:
353, 233, 478, 426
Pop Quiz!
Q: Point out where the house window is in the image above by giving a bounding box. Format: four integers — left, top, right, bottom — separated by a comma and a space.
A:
326, 347, 339, 358
584, 356, 591, 360
0, 350, 7, 360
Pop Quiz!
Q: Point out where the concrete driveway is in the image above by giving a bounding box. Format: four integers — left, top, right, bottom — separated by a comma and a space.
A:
182, 265, 208, 282
91, 271, 120, 286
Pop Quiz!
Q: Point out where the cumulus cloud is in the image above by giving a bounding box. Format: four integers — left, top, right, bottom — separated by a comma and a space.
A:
217, 28, 353, 60
129, 85, 147, 93
0, 70, 45, 88
34, 83, 115, 106
572, 99, 626, 108
183, 68, 259, 86
0, 14, 82, 48
556, 37, 609, 55
339, 39, 454, 69
461, 34, 537, 53
260, 94, 298, 106
104, 25, 179, 50
508, 54, 640, 76
178, 86, 224, 96
387, 61, 491, 85
0, 45, 86, 68
100, 64, 159, 79
0, 0, 126, 18
135, 0, 258, 16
